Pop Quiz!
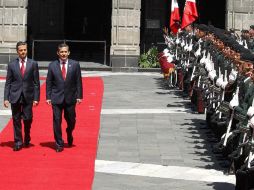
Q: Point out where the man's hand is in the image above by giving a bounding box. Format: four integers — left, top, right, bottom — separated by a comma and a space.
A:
76, 99, 82, 105
33, 101, 39, 107
4, 100, 9, 108
46, 100, 52, 105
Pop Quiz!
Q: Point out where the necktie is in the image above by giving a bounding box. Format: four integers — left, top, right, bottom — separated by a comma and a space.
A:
20, 59, 25, 77
62, 61, 66, 80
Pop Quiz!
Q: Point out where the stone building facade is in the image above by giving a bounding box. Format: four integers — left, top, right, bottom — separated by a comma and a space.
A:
110, 0, 141, 70
0, 0, 27, 62
0, 0, 253, 67
226, 0, 254, 30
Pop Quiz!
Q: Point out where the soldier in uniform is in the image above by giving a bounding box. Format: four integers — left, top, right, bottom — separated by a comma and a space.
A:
247, 25, 254, 52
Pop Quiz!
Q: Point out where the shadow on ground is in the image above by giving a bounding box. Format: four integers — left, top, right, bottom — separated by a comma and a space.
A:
207, 182, 235, 190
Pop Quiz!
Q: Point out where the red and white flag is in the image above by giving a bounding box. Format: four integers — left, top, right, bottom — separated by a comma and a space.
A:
181, 0, 198, 29
170, 0, 180, 34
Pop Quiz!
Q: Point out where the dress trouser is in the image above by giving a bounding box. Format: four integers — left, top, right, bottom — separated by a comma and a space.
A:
11, 96, 33, 146
52, 102, 76, 147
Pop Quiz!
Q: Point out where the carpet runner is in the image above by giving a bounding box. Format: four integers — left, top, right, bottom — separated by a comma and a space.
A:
0, 77, 104, 190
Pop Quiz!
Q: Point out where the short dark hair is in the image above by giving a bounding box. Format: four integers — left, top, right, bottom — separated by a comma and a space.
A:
16, 41, 27, 50
57, 43, 69, 51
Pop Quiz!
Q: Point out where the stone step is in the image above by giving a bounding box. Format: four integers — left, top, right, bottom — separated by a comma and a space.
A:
112, 67, 138, 72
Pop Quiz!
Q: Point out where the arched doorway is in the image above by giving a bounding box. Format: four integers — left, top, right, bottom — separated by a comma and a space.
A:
27, 0, 112, 65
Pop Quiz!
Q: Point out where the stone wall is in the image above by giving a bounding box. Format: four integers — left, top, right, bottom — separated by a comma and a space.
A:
110, 0, 141, 70
2, 0, 253, 67
226, 0, 254, 31
0, 0, 27, 62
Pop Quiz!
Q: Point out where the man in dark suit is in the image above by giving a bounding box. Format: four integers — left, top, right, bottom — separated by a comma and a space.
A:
4, 41, 40, 151
46, 43, 83, 152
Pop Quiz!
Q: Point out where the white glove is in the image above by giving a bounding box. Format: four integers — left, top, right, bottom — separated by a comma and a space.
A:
244, 40, 248, 49
163, 52, 173, 58
205, 57, 211, 68
221, 81, 228, 89
200, 55, 206, 65
229, 69, 238, 83
247, 106, 254, 117
163, 48, 169, 54
249, 116, 254, 129
229, 93, 239, 109
208, 70, 216, 80
188, 44, 193, 52
176, 38, 180, 45
216, 76, 223, 87
181, 40, 185, 47
194, 47, 201, 57
167, 56, 173, 63
184, 44, 189, 51
206, 63, 213, 72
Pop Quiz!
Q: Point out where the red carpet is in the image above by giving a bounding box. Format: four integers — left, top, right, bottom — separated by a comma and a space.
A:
0, 77, 104, 190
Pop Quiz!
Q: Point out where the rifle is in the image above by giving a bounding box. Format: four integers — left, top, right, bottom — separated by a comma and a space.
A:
246, 98, 254, 168
247, 137, 254, 168
223, 86, 239, 146
219, 70, 227, 119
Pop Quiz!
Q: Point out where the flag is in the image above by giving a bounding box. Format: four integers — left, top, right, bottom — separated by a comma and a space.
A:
181, 0, 198, 29
170, 0, 180, 34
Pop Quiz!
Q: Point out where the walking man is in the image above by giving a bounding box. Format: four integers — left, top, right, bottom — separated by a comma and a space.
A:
46, 43, 83, 152
4, 41, 40, 151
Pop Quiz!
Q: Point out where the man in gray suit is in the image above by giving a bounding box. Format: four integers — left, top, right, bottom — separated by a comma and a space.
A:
46, 43, 83, 152
4, 41, 40, 151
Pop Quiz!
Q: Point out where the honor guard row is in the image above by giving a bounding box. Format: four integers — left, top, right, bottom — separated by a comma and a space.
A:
159, 24, 254, 190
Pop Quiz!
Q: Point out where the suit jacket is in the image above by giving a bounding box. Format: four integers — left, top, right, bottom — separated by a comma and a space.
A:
46, 59, 83, 105
4, 58, 40, 104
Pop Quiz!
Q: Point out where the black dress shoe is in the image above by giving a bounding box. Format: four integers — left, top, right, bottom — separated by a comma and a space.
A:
24, 141, 30, 147
13, 145, 22, 151
67, 135, 73, 147
56, 146, 64, 152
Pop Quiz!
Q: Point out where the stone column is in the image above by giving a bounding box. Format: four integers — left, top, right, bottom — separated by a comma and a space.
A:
226, 0, 254, 31
0, 0, 27, 63
111, 0, 141, 71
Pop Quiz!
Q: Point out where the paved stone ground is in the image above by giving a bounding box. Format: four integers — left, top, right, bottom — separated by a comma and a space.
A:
92, 73, 235, 190
0, 71, 235, 190
0, 80, 12, 127
93, 173, 235, 190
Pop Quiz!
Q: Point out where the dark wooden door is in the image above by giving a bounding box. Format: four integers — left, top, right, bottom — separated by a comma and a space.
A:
140, 0, 170, 53
28, 0, 64, 40
27, 0, 65, 60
